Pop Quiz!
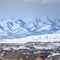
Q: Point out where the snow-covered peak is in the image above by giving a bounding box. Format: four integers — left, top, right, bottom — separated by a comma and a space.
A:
0, 17, 60, 40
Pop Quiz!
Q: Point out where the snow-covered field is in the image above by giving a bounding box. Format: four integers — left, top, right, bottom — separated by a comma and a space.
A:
0, 34, 60, 43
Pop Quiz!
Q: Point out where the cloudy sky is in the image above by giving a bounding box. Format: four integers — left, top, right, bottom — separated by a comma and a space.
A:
0, 0, 60, 20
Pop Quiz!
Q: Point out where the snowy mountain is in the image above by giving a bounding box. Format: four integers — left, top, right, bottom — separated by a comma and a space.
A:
0, 34, 60, 43
0, 17, 60, 40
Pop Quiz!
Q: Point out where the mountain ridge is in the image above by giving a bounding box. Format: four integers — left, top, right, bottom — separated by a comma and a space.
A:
0, 17, 60, 39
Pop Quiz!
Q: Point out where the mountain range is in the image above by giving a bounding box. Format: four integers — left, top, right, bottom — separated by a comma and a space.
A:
0, 17, 60, 39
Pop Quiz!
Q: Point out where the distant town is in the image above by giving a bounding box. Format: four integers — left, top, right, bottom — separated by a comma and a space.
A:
0, 42, 60, 60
